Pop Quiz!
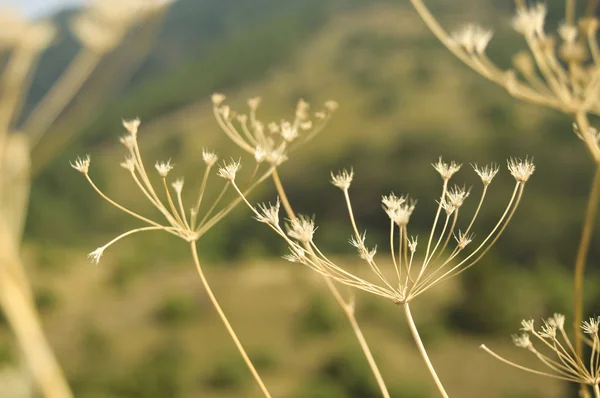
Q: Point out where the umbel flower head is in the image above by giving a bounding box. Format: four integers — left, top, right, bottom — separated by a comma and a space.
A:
410, 0, 600, 161
481, 314, 600, 388
232, 157, 533, 304
72, 118, 275, 263
211, 93, 338, 167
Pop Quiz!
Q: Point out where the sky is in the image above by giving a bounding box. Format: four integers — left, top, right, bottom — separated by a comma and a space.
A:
1, 0, 88, 17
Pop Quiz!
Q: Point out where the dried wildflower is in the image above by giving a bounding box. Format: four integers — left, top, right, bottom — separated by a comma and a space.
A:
473, 163, 499, 186
512, 3, 547, 37
71, 155, 91, 174
482, 314, 600, 388
286, 215, 316, 243
155, 160, 174, 177
202, 149, 218, 166
451, 24, 493, 54
331, 169, 354, 190
234, 156, 529, 304
212, 94, 338, 167
74, 118, 275, 263
255, 199, 281, 226
507, 157, 535, 182
432, 157, 461, 180
217, 160, 241, 181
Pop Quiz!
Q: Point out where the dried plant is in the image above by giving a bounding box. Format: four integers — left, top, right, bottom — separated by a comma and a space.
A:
211, 94, 396, 397
73, 119, 275, 397
482, 314, 600, 397
409, 0, 600, 395
232, 157, 533, 397
0, 1, 170, 397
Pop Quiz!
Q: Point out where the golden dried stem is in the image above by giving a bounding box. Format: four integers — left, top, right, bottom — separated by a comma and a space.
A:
189, 242, 272, 397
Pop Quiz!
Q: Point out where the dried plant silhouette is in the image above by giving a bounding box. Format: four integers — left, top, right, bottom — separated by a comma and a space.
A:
210, 94, 394, 397
482, 314, 600, 397
74, 118, 276, 397
232, 157, 533, 397
0, 1, 170, 396
409, 0, 600, 395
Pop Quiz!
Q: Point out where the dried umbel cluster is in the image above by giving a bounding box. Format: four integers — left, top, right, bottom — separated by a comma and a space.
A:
410, 0, 600, 160
233, 157, 534, 304
482, 314, 600, 395
72, 119, 275, 263
211, 93, 338, 167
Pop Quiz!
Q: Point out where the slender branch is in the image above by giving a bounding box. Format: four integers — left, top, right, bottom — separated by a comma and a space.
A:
594, 384, 600, 398
567, 0, 576, 27
272, 169, 295, 219
403, 303, 449, 398
271, 173, 390, 398
573, 164, 600, 369
189, 242, 271, 397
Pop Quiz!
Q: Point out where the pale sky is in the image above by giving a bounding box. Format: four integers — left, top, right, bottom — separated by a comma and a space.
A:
1, 0, 88, 17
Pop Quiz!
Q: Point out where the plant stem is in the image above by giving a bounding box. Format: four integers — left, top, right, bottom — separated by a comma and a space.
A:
403, 302, 449, 398
324, 277, 390, 398
271, 172, 390, 398
189, 242, 272, 398
593, 384, 600, 398
272, 169, 295, 218
0, 261, 72, 398
573, 164, 600, 398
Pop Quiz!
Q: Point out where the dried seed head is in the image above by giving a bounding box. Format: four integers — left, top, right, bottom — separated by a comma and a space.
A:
211, 93, 226, 107
217, 159, 241, 181
120, 156, 136, 172
451, 24, 493, 54
408, 236, 418, 253
255, 198, 281, 226
300, 121, 313, 130
512, 332, 532, 349
155, 160, 174, 177
287, 215, 316, 242
119, 134, 136, 149
331, 169, 354, 190
202, 149, 218, 166
540, 320, 557, 339
382, 193, 405, 213
512, 3, 547, 37
248, 97, 262, 111
558, 23, 578, 43
507, 157, 535, 182
385, 196, 416, 226
582, 317, 600, 336
88, 247, 104, 264
71, 155, 91, 174
324, 100, 339, 112
472, 163, 499, 185
548, 313, 565, 330
283, 246, 307, 264
280, 122, 298, 142
433, 157, 462, 180
520, 319, 535, 332
172, 178, 184, 194
446, 185, 470, 209
122, 118, 141, 136
454, 230, 474, 249
296, 99, 310, 120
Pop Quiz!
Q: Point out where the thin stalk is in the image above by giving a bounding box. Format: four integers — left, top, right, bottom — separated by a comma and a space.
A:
403, 303, 449, 398
323, 277, 390, 398
573, 164, 600, 369
587, 0, 598, 16
0, 261, 72, 398
594, 384, 600, 398
272, 173, 390, 398
189, 242, 271, 398
272, 169, 295, 218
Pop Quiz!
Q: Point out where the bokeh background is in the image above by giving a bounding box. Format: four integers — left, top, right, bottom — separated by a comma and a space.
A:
3, 0, 600, 396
